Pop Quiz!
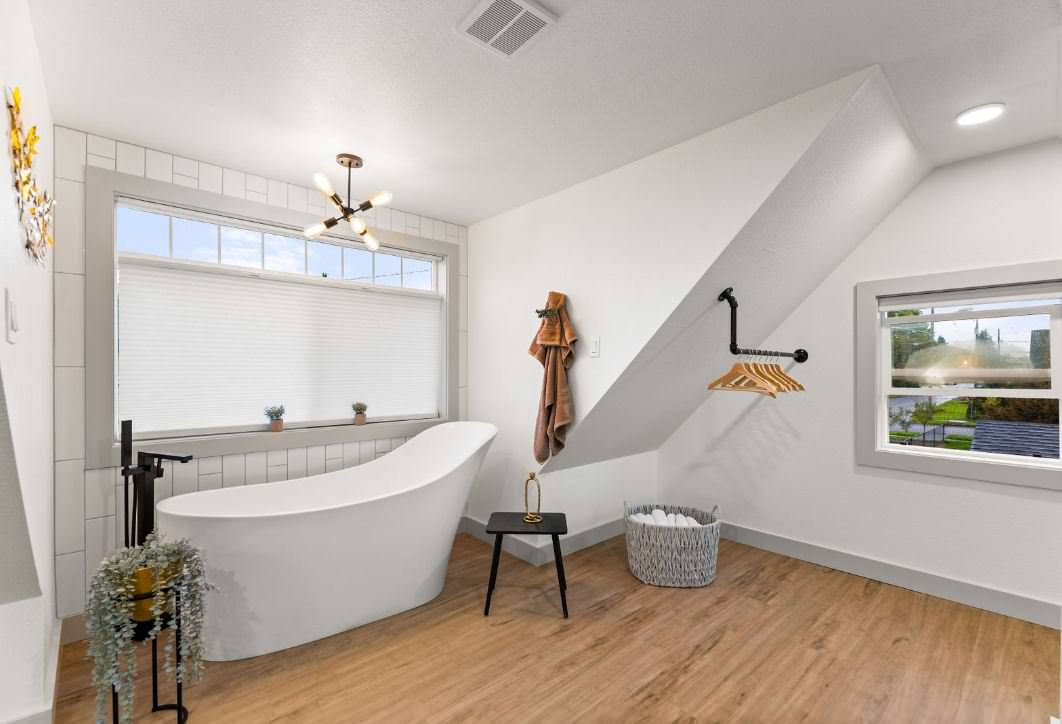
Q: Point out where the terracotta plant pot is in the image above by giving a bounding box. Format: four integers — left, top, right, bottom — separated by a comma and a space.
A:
270, 419, 284, 432
354, 413, 367, 426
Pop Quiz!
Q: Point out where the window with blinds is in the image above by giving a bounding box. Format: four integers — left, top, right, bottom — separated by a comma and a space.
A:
879, 283, 1060, 463
115, 202, 444, 438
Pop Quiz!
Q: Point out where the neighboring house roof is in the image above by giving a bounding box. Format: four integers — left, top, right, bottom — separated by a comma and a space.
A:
971, 420, 1060, 459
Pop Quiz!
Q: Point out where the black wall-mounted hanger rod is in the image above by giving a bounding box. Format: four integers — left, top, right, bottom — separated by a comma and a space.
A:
718, 287, 808, 363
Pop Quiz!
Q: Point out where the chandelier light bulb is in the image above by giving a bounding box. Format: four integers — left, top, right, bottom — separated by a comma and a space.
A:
363, 232, 380, 251
304, 221, 327, 238
370, 191, 393, 208
349, 217, 368, 235
312, 172, 335, 196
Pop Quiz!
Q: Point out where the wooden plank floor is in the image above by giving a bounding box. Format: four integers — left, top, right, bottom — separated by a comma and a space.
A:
55, 534, 1058, 723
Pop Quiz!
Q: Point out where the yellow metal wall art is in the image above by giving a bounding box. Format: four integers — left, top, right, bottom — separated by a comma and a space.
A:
6, 86, 54, 263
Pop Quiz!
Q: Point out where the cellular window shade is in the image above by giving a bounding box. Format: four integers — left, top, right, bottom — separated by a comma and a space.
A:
118, 262, 443, 435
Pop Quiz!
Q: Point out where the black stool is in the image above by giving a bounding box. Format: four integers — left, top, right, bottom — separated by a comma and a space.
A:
483, 512, 568, 618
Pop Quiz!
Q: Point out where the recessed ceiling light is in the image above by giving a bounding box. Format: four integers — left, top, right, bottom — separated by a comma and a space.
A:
955, 103, 1006, 127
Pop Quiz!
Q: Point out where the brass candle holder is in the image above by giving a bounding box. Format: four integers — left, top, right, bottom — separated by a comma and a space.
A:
523, 472, 543, 524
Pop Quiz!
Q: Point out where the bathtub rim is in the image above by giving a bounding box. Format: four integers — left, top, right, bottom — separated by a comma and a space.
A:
156, 421, 497, 521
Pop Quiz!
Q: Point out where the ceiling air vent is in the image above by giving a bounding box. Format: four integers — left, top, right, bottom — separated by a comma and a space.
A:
458, 0, 557, 58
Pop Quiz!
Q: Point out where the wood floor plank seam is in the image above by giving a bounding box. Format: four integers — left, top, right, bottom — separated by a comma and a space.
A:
54, 534, 1059, 723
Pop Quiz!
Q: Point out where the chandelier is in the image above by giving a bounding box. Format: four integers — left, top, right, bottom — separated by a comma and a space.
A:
303, 153, 391, 250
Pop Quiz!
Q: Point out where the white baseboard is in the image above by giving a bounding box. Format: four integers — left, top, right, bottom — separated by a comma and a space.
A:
7, 709, 52, 724
459, 514, 1059, 629
459, 515, 625, 566
722, 522, 1059, 630
60, 613, 86, 645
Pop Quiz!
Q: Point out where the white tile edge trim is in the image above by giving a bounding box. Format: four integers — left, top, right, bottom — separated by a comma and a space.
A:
461, 515, 1060, 628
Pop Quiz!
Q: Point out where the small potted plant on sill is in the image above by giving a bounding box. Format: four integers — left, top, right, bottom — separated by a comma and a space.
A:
265, 404, 286, 432
352, 402, 368, 426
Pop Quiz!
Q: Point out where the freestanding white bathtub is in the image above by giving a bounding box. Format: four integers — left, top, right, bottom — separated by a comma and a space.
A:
156, 421, 497, 661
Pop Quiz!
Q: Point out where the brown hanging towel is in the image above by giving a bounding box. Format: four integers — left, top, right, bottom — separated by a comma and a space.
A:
529, 291, 578, 464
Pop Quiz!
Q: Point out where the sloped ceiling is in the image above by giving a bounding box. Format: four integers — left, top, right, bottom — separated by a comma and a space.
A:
27, 0, 1059, 223
543, 69, 930, 473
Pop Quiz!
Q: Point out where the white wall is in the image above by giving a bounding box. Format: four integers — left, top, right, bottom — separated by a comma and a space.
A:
0, 0, 58, 719
466, 72, 872, 544
50, 127, 469, 620
542, 70, 927, 473
659, 140, 1062, 609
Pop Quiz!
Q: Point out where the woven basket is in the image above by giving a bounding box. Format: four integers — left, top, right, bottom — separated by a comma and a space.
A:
624, 503, 721, 588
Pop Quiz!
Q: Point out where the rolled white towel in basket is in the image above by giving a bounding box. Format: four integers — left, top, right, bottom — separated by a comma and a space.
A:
627, 510, 704, 527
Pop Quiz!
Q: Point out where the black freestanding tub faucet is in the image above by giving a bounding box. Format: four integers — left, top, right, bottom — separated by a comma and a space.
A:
120, 420, 193, 547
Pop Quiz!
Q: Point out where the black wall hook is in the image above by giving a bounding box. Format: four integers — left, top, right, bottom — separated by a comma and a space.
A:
718, 287, 808, 363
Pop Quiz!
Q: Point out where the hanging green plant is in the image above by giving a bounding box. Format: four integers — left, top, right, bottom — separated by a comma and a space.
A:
86, 533, 211, 724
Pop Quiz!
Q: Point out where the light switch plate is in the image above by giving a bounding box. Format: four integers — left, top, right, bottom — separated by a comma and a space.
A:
590, 335, 600, 358
4, 288, 17, 345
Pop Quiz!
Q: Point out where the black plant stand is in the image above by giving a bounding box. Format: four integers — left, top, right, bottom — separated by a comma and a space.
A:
483, 512, 569, 618
111, 588, 189, 723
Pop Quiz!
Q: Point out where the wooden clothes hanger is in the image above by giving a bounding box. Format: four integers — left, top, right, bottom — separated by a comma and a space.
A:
706, 287, 809, 396
759, 357, 805, 392
751, 360, 789, 391
707, 356, 779, 397
773, 360, 805, 391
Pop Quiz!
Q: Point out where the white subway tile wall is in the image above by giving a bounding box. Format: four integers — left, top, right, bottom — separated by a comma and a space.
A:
286, 447, 307, 479
115, 143, 145, 177
222, 168, 245, 199
307, 445, 325, 476
54, 273, 85, 366
87, 135, 115, 159
198, 162, 222, 193
145, 150, 173, 182
173, 156, 197, 178
87, 154, 115, 171
222, 454, 245, 486
245, 452, 268, 485
52, 178, 84, 274
51, 126, 469, 618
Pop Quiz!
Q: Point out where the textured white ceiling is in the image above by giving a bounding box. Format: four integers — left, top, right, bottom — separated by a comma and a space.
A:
28, 0, 1060, 224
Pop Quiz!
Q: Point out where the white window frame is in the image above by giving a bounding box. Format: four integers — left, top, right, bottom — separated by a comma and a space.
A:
117, 198, 440, 291
85, 167, 461, 468
855, 261, 1062, 492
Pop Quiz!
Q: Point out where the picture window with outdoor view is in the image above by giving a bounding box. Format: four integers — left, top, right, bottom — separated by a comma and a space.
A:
875, 282, 1060, 472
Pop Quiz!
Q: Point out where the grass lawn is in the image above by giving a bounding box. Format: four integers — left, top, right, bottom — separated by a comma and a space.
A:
931, 399, 970, 423
944, 433, 973, 451
889, 431, 920, 440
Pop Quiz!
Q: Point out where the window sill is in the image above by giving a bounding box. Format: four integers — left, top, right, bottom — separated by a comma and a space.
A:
97, 417, 445, 469
857, 443, 1062, 492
